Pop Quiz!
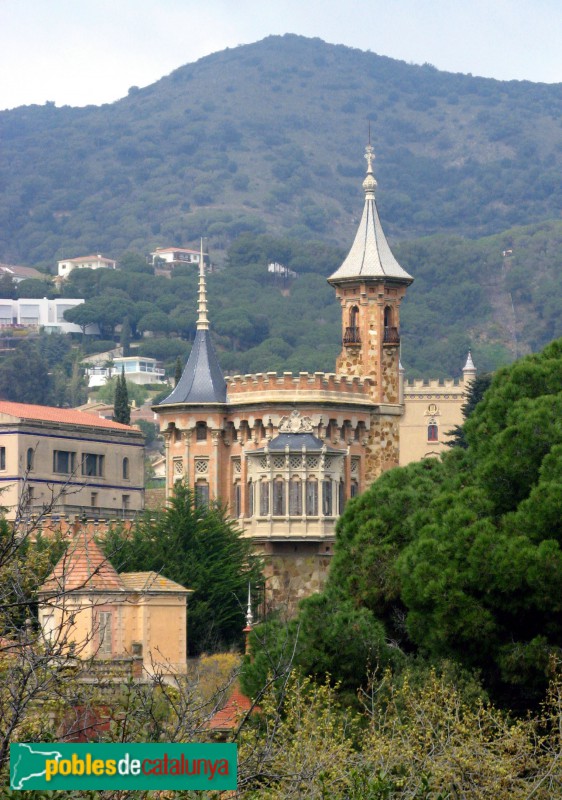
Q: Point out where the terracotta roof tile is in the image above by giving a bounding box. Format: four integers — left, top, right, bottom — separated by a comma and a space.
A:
0, 400, 137, 432
120, 572, 190, 593
207, 686, 258, 731
39, 531, 124, 594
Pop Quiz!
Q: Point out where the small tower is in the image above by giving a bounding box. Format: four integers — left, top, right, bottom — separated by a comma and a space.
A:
328, 145, 414, 479
328, 144, 413, 403
462, 350, 477, 386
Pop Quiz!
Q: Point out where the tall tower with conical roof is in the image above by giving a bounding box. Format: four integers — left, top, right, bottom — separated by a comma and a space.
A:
328, 145, 413, 478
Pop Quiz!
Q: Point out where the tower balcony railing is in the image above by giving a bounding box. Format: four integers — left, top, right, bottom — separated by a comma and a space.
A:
343, 327, 361, 346
383, 326, 400, 345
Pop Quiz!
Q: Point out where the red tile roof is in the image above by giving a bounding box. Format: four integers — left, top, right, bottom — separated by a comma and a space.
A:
120, 572, 190, 593
0, 400, 136, 432
207, 686, 258, 732
40, 530, 124, 594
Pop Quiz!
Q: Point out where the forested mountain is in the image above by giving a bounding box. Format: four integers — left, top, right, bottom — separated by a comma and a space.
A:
1, 34, 562, 270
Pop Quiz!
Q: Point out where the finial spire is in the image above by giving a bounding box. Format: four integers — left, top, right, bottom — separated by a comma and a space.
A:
245, 582, 253, 629
196, 238, 209, 331
365, 143, 375, 174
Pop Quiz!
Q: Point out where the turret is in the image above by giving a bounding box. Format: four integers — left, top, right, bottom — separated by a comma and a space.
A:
328, 144, 413, 404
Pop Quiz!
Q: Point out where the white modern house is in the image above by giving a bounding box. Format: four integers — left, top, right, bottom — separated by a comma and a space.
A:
150, 247, 204, 268
0, 299, 99, 335
57, 254, 117, 279
86, 356, 167, 388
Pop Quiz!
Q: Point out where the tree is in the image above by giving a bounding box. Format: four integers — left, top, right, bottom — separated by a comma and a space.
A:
447, 372, 493, 448
0, 342, 51, 404
103, 482, 263, 655
120, 315, 132, 356
174, 355, 183, 386
113, 367, 130, 425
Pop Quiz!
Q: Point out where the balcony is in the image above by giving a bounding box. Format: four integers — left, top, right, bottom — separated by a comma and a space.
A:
383, 326, 400, 345
343, 326, 361, 346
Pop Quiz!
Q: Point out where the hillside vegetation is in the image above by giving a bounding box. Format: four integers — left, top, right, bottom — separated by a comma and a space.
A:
1, 35, 562, 270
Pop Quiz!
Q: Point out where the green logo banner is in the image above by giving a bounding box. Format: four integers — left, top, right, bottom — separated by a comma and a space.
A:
11, 743, 237, 791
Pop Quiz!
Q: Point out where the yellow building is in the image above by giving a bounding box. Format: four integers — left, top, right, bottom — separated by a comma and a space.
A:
0, 400, 145, 520
154, 145, 474, 608
38, 530, 191, 676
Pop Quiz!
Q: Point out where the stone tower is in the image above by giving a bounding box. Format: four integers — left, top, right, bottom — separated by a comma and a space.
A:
328, 144, 414, 481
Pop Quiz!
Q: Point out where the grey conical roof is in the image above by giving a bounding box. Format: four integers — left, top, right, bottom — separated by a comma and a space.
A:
328, 146, 413, 285
159, 329, 227, 405
159, 246, 227, 406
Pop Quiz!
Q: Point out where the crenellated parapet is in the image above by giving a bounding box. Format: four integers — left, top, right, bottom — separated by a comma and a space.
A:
226, 371, 374, 404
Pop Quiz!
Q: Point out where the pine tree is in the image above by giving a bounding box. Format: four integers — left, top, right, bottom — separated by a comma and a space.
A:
174, 355, 183, 387
113, 367, 130, 425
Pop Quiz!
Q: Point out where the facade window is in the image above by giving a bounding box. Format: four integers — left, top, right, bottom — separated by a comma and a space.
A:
428, 423, 438, 442
195, 482, 209, 507
273, 479, 285, 516
98, 611, 112, 656
247, 480, 254, 517
122, 457, 129, 480
26, 447, 34, 471
306, 478, 318, 516
82, 453, 104, 477
384, 305, 393, 327
91, 492, 98, 508
53, 450, 75, 474
339, 479, 345, 515
289, 478, 303, 516
259, 481, 269, 516
196, 422, 207, 441
234, 483, 241, 517
350, 481, 359, 498
322, 480, 333, 516
122, 495, 130, 512
0, 447, 5, 471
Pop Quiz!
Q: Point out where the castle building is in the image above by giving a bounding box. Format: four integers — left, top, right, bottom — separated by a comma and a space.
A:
155, 146, 474, 608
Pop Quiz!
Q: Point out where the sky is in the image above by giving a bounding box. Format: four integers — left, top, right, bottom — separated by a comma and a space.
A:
1, 0, 561, 111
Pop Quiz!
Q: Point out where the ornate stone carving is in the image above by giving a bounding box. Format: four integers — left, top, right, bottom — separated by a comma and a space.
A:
278, 410, 314, 434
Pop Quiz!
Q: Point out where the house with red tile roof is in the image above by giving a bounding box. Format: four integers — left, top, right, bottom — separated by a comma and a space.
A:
38, 529, 191, 675
0, 400, 144, 520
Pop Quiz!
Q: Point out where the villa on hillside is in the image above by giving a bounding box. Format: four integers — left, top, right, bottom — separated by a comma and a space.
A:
57, 254, 117, 280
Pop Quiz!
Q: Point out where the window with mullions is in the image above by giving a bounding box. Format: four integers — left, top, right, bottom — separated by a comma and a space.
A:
82, 453, 104, 477
289, 478, 303, 516
259, 481, 269, 516
322, 480, 333, 516
306, 478, 318, 516
53, 450, 76, 474
273, 479, 285, 516
195, 482, 209, 507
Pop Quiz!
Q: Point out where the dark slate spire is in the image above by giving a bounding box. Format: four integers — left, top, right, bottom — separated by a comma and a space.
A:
159, 241, 227, 405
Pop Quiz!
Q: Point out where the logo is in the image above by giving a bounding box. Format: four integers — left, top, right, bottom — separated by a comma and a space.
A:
11, 743, 237, 791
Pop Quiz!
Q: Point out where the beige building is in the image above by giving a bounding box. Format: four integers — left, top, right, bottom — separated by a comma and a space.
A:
57, 254, 117, 279
154, 145, 474, 608
0, 400, 145, 520
38, 531, 191, 675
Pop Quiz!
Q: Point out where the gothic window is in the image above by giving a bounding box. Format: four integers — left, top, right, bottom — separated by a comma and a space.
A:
384, 305, 393, 327
26, 447, 34, 471
349, 305, 359, 328
273, 478, 285, 516
306, 478, 318, 515
428, 422, 438, 442
289, 477, 303, 516
247, 480, 254, 517
339, 479, 345, 515
195, 481, 209, 507
196, 422, 207, 441
259, 481, 269, 516
322, 480, 333, 516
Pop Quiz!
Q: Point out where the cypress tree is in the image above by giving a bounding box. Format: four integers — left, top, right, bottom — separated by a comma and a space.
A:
174, 356, 183, 387
113, 367, 130, 425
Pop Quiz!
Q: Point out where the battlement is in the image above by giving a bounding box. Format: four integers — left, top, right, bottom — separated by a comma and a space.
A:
403, 376, 467, 398
226, 371, 373, 402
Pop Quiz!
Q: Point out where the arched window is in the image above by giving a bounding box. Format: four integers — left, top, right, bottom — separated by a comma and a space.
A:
306, 478, 318, 516
384, 306, 393, 327
289, 477, 302, 516
26, 447, 34, 471
273, 478, 285, 516
428, 422, 438, 442
122, 457, 129, 480
349, 305, 359, 329
196, 422, 207, 441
